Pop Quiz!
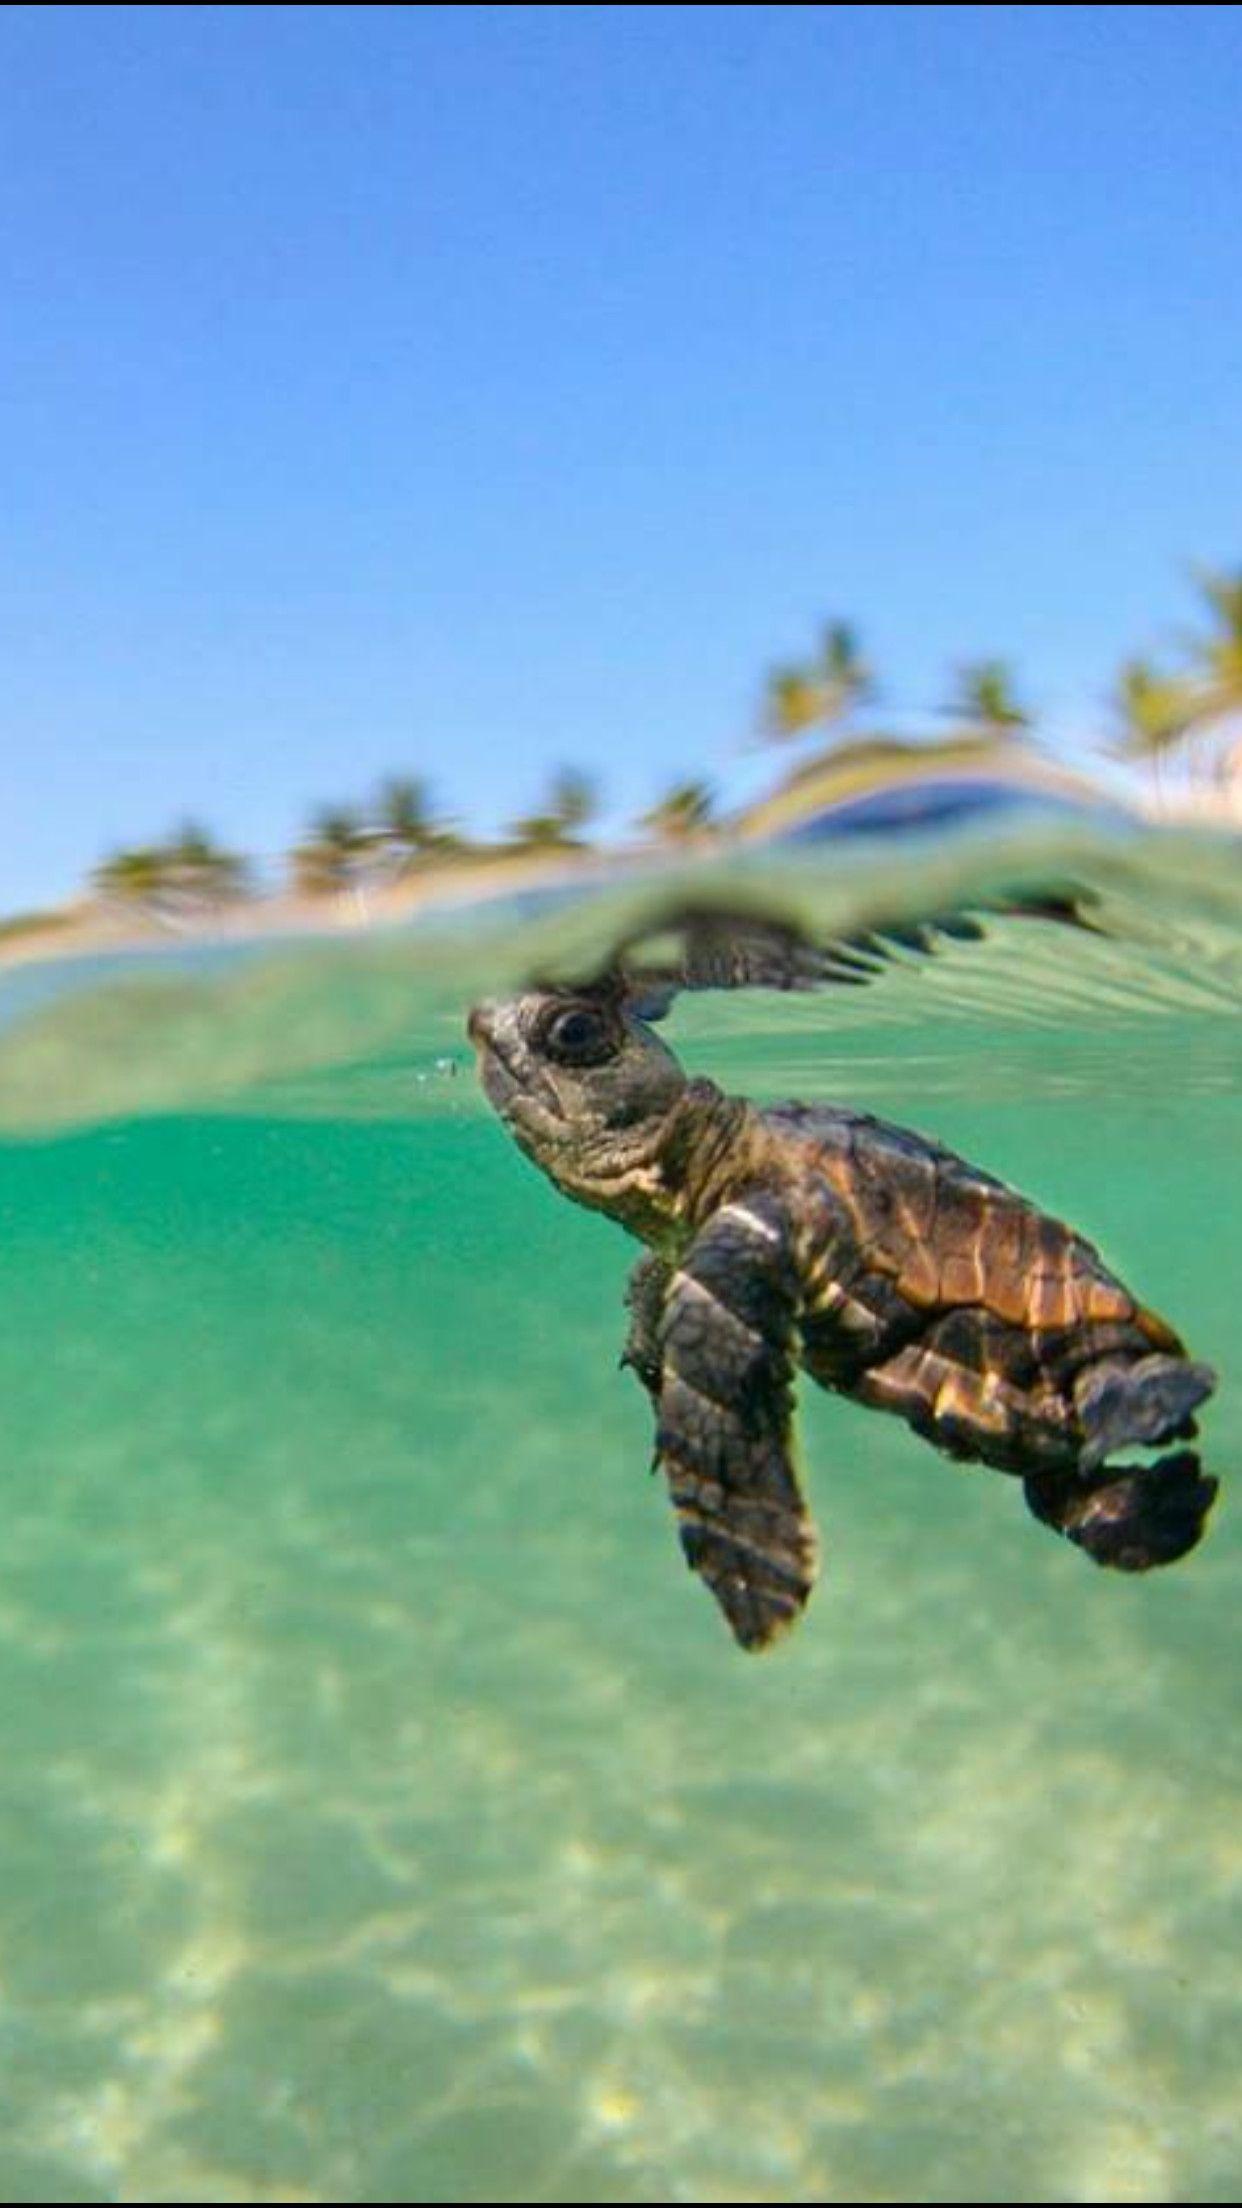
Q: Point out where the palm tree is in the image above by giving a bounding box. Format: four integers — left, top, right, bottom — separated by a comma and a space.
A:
379, 776, 435, 853
1179, 566, 1242, 783
163, 819, 251, 904
91, 844, 174, 914
548, 766, 597, 837
376, 775, 463, 865
1114, 658, 1191, 753
92, 824, 250, 920
943, 659, 1032, 739
1187, 566, 1242, 702
508, 766, 599, 849
819, 619, 875, 718
289, 805, 374, 897
1112, 658, 1194, 804
761, 620, 874, 746
762, 664, 824, 742
637, 779, 716, 844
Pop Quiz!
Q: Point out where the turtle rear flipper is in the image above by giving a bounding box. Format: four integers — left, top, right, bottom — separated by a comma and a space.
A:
1025, 1451, 1219, 1572
1075, 1354, 1217, 1472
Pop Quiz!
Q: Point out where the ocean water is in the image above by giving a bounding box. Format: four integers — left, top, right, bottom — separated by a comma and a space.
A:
0, 816, 1238, 2204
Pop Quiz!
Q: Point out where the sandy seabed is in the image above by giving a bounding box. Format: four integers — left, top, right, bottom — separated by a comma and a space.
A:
0, 1083, 1235, 2205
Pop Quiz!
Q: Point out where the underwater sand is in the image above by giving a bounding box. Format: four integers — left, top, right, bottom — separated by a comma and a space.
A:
0, 820, 1238, 2203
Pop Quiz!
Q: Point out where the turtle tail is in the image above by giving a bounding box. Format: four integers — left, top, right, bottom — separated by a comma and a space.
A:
1024, 1450, 1219, 1572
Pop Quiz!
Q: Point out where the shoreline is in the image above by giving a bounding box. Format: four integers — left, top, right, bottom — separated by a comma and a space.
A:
4, 750, 1234, 985
0, 846, 616, 979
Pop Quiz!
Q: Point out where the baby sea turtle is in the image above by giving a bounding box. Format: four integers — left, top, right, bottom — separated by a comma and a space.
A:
468, 989, 1218, 1650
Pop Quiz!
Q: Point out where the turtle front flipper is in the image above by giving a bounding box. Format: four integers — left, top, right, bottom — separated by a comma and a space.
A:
621, 1253, 673, 1404
652, 1193, 818, 1651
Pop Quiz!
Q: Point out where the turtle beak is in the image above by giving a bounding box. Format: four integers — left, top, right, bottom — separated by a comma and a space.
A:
466, 1001, 496, 1049
466, 1000, 512, 1101
468, 999, 532, 1116
468, 999, 519, 1076
468, 998, 565, 1128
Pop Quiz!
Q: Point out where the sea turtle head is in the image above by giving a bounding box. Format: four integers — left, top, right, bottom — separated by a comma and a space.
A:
467, 987, 689, 1213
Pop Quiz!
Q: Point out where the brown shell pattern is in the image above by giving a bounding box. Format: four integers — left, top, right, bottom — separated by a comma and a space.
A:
772, 1105, 1170, 1341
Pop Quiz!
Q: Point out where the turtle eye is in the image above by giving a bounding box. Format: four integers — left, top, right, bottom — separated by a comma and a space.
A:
541, 1003, 617, 1067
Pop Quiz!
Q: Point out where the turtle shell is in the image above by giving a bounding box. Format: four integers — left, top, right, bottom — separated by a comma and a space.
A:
761, 1103, 1182, 1473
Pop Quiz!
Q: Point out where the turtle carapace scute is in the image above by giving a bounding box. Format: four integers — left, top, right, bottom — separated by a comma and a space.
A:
468, 989, 1218, 1651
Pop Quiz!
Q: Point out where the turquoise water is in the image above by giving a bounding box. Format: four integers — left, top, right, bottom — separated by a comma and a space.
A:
0, 822, 1238, 2203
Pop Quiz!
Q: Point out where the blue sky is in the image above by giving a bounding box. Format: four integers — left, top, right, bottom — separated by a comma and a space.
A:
2, 2, 1239, 908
